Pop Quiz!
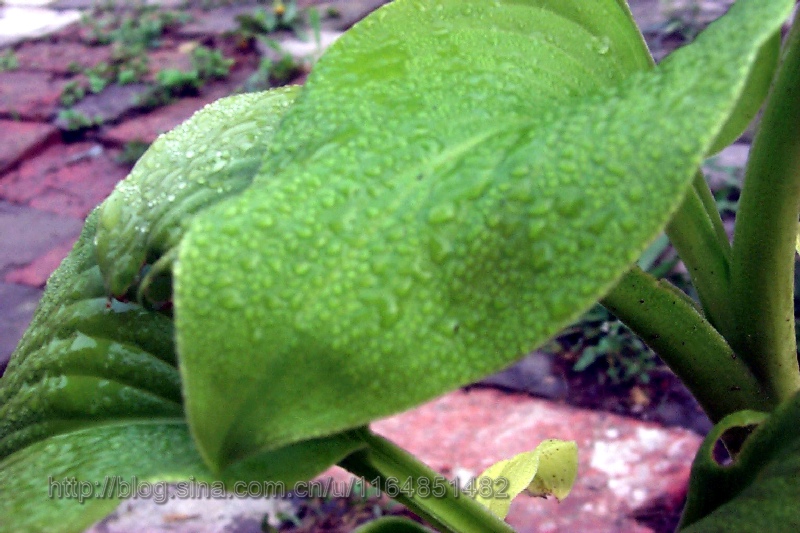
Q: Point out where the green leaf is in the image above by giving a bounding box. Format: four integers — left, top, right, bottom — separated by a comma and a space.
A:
0, 212, 181, 460
474, 439, 578, 519
0, 422, 208, 533
0, 422, 365, 533
679, 391, 800, 531
176, 0, 793, 469
95, 87, 299, 297
708, 32, 780, 154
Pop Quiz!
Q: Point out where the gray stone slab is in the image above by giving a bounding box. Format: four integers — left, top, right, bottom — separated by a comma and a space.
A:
0, 200, 82, 275
54, 83, 153, 130
0, 281, 42, 372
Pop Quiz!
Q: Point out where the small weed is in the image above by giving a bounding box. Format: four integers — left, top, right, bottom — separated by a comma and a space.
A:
57, 109, 103, 132
60, 81, 86, 107
85, 62, 115, 93
157, 68, 202, 94
81, 2, 189, 51
556, 305, 660, 385
235, 1, 303, 37
549, 235, 684, 385
191, 45, 234, 80
661, 5, 703, 42
137, 46, 233, 109
242, 38, 302, 92
0, 50, 18, 71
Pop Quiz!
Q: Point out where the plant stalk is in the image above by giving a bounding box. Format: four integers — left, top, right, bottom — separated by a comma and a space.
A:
602, 266, 775, 422
665, 173, 734, 336
730, 10, 800, 403
340, 428, 515, 533
692, 171, 732, 256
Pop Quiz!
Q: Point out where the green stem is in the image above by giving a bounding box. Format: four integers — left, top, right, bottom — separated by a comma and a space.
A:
665, 172, 734, 336
340, 428, 515, 533
730, 11, 800, 403
693, 171, 732, 256
602, 266, 774, 422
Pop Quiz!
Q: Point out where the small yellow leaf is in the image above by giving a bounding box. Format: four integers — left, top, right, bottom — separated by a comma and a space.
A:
525, 440, 579, 501
474, 439, 578, 519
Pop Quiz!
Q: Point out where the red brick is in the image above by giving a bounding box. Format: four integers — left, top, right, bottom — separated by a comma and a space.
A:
322, 389, 702, 532
0, 120, 59, 174
15, 40, 111, 75
0, 71, 67, 121
0, 142, 127, 218
4, 238, 76, 288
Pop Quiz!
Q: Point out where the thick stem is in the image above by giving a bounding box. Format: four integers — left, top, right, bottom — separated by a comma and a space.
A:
601, 266, 774, 422
730, 12, 800, 402
339, 428, 514, 533
665, 173, 734, 336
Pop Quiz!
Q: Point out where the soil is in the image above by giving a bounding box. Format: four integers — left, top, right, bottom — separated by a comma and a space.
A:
552, 354, 713, 435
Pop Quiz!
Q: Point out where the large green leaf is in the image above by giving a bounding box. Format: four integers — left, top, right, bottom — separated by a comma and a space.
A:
0, 421, 365, 533
175, 0, 794, 470
679, 391, 800, 531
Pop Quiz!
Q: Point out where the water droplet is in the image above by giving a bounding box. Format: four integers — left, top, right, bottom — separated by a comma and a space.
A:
511, 164, 529, 177
428, 202, 457, 224
256, 215, 274, 229
219, 289, 243, 310
462, 173, 492, 200
556, 189, 584, 217
549, 292, 572, 318
508, 181, 533, 202
294, 262, 311, 275
429, 233, 454, 262
620, 215, 638, 232
528, 198, 552, 217
530, 243, 554, 270
598, 37, 611, 55
527, 219, 547, 239
376, 291, 400, 328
